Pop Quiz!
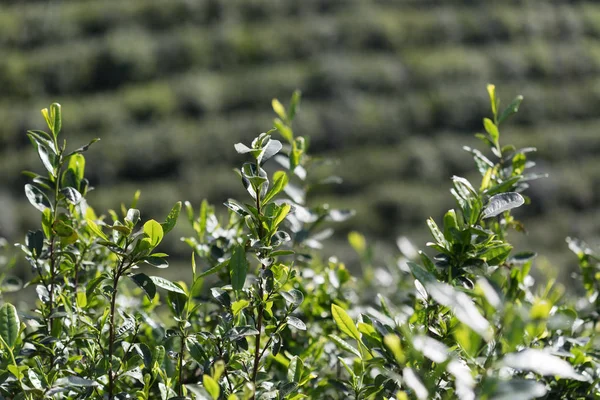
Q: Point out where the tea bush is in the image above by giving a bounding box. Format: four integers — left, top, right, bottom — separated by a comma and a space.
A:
0, 86, 598, 399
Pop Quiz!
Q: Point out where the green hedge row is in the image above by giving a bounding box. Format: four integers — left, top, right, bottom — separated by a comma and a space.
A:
2, 1, 593, 50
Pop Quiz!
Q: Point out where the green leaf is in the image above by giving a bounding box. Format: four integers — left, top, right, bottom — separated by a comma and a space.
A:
231, 299, 249, 316
287, 356, 304, 383
28, 369, 42, 390
508, 251, 537, 265
274, 118, 293, 143
50, 103, 62, 135
501, 349, 587, 381
487, 84, 497, 117
161, 201, 181, 234
41, 107, 52, 131
478, 244, 512, 266
53, 220, 75, 237
383, 334, 405, 364
498, 95, 524, 125
272, 98, 287, 120
281, 289, 304, 310
241, 162, 269, 200
329, 334, 361, 358
143, 219, 164, 247
288, 90, 301, 121
452, 176, 477, 198
167, 291, 188, 317
348, 231, 367, 255
61, 187, 82, 205
36, 142, 56, 176
273, 203, 291, 229
286, 316, 306, 331
331, 304, 360, 341
486, 379, 546, 400
24, 184, 51, 212
86, 219, 109, 241
407, 261, 436, 285
262, 171, 288, 204
27, 130, 56, 153
26, 230, 44, 258
203, 374, 220, 400
198, 260, 228, 278
7, 365, 25, 380
427, 218, 447, 249
230, 245, 248, 291
483, 118, 499, 145
258, 139, 282, 165
184, 201, 194, 224
199, 199, 209, 237
482, 192, 525, 219
443, 210, 460, 242
130, 273, 156, 300
484, 176, 522, 196
55, 376, 98, 387
223, 198, 250, 217
42, 208, 53, 238
125, 208, 140, 226
149, 276, 186, 295
0, 303, 19, 349
143, 256, 169, 269
65, 138, 100, 157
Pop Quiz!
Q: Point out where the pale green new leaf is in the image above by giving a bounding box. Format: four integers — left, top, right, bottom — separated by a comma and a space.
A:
143, 219, 164, 247
262, 171, 288, 204
203, 375, 220, 400
331, 304, 360, 341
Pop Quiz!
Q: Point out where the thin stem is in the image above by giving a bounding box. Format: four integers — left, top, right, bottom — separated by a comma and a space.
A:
217, 341, 235, 394
47, 151, 63, 338
108, 257, 125, 400
256, 310, 289, 363
73, 244, 89, 295
250, 282, 264, 400
178, 333, 185, 397
47, 238, 56, 334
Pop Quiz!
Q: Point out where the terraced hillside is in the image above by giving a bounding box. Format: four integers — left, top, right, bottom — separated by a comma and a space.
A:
1, 0, 600, 279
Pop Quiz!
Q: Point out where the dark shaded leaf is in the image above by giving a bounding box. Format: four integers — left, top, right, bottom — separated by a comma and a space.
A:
230, 245, 248, 291
0, 303, 19, 349
130, 273, 156, 300
65, 138, 100, 157
26, 230, 44, 257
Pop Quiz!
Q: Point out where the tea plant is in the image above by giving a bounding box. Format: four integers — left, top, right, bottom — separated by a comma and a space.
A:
0, 86, 597, 400
324, 86, 599, 400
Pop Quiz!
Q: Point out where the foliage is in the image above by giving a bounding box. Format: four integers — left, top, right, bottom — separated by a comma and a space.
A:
0, 86, 598, 400
3, 0, 600, 273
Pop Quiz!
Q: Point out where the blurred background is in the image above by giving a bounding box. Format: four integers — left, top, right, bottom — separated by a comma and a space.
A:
1, 0, 599, 286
